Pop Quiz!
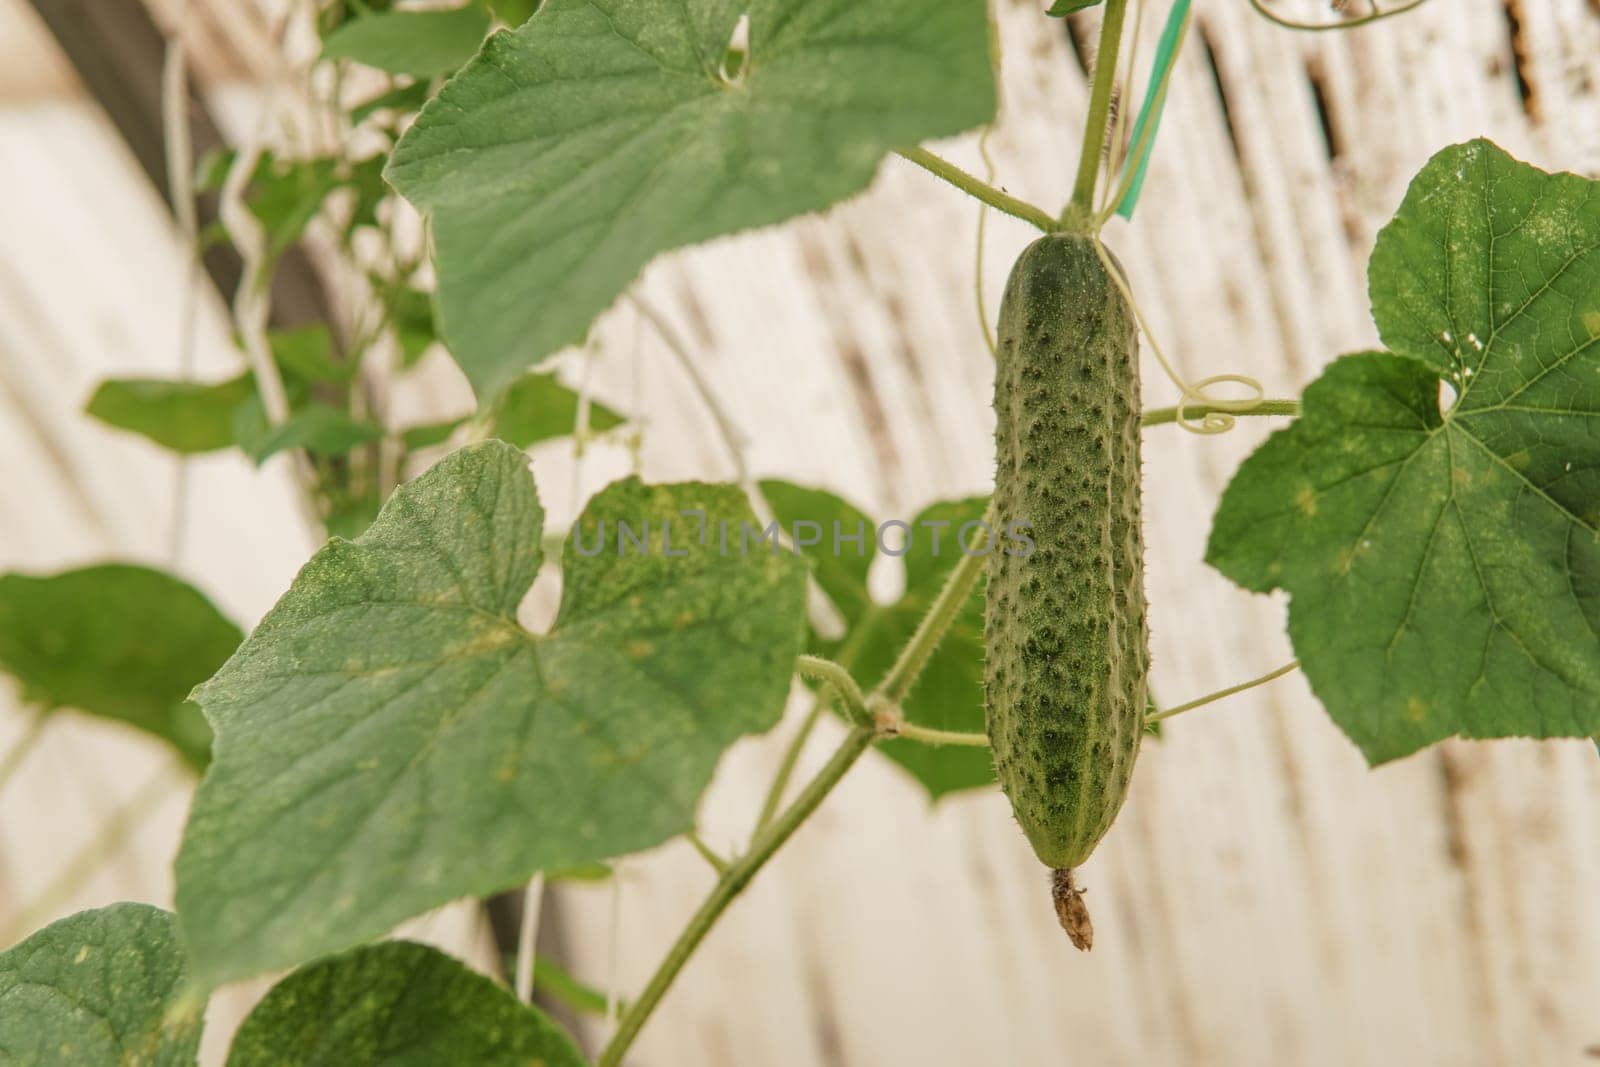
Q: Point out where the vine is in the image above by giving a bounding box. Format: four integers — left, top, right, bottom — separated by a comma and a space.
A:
0, 0, 1594, 1062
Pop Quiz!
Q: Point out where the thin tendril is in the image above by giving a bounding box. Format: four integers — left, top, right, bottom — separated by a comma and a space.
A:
1248, 0, 1432, 31
1091, 238, 1266, 435
975, 126, 999, 360
974, 15, 1001, 359
1146, 660, 1301, 723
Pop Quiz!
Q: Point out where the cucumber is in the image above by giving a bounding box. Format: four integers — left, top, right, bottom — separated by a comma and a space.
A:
985, 233, 1147, 950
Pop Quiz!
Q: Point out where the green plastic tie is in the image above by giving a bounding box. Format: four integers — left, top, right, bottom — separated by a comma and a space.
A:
1115, 0, 1191, 220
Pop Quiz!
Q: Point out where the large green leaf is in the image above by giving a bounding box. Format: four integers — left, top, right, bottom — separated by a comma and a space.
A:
0, 903, 202, 1065
85, 375, 252, 454
226, 941, 583, 1066
0, 565, 240, 770
760, 482, 993, 798
1208, 140, 1600, 763
176, 441, 806, 987
385, 0, 996, 398
321, 6, 492, 76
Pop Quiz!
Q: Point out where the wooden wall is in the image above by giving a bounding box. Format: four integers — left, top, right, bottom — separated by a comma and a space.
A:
1, 1, 1597, 1063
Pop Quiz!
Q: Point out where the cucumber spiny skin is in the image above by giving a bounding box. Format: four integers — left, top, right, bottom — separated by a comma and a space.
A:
985, 233, 1147, 892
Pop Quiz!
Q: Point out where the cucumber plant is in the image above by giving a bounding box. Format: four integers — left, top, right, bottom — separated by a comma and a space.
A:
3, 0, 1598, 1061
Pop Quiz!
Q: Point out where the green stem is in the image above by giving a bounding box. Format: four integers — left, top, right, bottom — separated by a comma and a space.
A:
891, 722, 989, 747
1146, 660, 1300, 724
596, 726, 876, 1067
1066, 0, 1130, 225
684, 831, 730, 874
601, 515, 989, 1058
896, 147, 1060, 233
0, 713, 49, 797
1140, 398, 1299, 427
877, 520, 989, 706
795, 655, 871, 727
752, 699, 825, 833
755, 617, 879, 833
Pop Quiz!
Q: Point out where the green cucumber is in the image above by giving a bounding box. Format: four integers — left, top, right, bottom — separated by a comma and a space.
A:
985, 233, 1148, 950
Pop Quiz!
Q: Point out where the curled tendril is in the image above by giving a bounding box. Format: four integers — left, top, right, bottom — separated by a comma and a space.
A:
1170, 373, 1268, 434
1090, 237, 1267, 436
1247, 0, 1434, 32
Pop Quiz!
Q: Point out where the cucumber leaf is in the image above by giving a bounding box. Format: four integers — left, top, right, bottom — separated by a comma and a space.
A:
1208, 140, 1600, 763
1047, 0, 1102, 14
246, 403, 383, 464
0, 904, 202, 1065
400, 418, 467, 451
0, 564, 239, 770
226, 941, 583, 1066
86, 374, 253, 454
760, 482, 992, 798
494, 372, 625, 449
385, 0, 996, 399
321, 6, 492, 77
248, 155, 342, 262
351, 81, 432, 126
175, 442, 807, 987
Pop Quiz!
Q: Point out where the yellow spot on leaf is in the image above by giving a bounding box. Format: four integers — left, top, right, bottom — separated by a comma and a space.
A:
73, 945, 89, 964
1296, 487, 1317, 516
1583, 310, 1600, 337
674, 610, 696, 629
448, 623, 522, 658
626, 639, 654, 660
1406, 697, 1428, 722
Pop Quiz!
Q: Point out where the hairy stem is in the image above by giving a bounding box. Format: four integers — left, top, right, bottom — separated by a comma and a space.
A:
1146, 660, 1301, 724
795, 655, 872, 727
1066, 0, 1131, 224
1140, 398, 1299, 427
601, 508, 991, 1056
890, 722, 990, 747
752, 700, 826, 834
896, 147, 1060, 233
877, 522, 989, 707
596, 726, 876, 1067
